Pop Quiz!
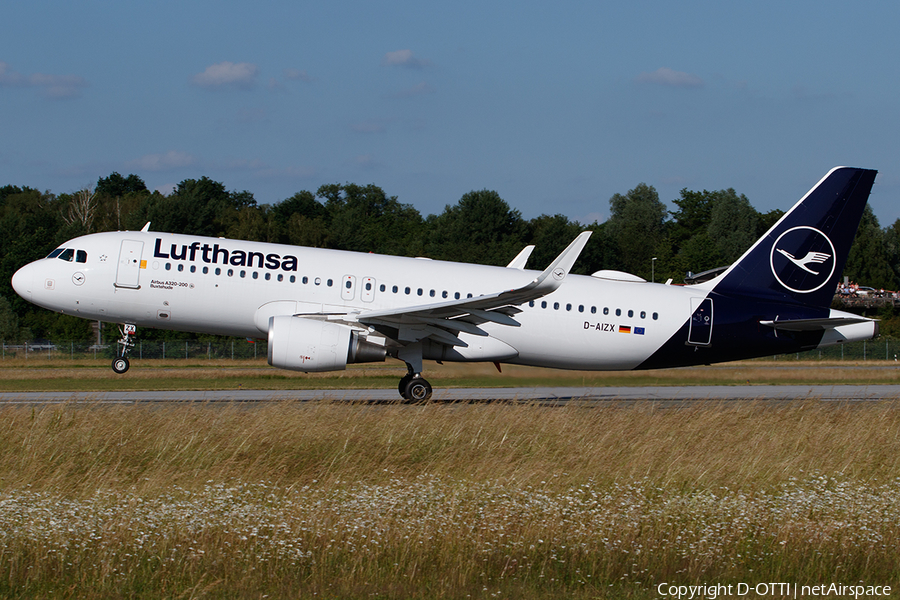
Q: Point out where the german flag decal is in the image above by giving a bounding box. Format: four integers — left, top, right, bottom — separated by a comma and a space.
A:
618, 325, 631, 334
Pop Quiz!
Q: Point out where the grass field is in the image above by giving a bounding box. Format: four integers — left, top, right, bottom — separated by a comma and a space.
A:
1, 356, 900, 391
0, 361, 899, 598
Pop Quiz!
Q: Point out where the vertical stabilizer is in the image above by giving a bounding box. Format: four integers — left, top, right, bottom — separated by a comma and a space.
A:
709, 167, 877, 310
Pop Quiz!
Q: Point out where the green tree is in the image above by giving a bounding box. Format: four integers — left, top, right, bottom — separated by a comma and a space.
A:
269, 191, 328, 246
425, 190, 527, 265
95, 172, 150, 231
706, 189, 758, 264
525, 214, 583, 271
844, 205, 896, 290
132, 177, 255, 237
0, 295, 23, 342
318, 183, 423, 255
96, 172, 147, 197
604, 183, 667, 277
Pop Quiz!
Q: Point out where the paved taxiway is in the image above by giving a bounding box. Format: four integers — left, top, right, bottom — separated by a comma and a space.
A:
2, 385, 900, 404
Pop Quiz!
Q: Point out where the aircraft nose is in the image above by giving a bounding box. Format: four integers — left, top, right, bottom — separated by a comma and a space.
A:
11, 263, 34, 301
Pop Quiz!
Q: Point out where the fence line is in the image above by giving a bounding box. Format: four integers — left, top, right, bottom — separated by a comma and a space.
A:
1, 340, 262, 361
2, 339, 900, 362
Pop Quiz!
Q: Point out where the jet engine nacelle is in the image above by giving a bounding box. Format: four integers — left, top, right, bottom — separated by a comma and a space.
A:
267, 315, 385, 372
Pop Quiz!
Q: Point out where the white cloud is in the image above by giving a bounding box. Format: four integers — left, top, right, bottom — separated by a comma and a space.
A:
283, 68, 312, 82
127, 150, 197, 172
0, 61, 88, 99
191, 61, 259, 90
635, 67, 704, 89
382, 49, 432, 69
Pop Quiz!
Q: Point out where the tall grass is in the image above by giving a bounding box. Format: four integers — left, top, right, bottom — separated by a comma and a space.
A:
0, 401, 898, 598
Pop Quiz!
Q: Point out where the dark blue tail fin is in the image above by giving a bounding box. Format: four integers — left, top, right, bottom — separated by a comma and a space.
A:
709, 167, 877, 309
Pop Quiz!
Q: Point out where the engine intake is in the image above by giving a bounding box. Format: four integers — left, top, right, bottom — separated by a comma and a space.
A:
267, 315, 385, 372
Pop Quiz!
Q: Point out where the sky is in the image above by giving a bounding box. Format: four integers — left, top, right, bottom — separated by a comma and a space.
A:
2, 0, 900, 226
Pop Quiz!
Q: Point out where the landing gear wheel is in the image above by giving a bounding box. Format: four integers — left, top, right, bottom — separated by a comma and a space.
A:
403, 377, 432, 403
112, 323, 136, 374
112, 356, 130, 374
398, 373, 414, 396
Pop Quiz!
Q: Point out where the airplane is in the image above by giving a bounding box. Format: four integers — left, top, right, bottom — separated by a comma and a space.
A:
11, 166, 878, 401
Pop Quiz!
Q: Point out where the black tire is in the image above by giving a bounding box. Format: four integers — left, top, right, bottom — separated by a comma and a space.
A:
112, 357, 130, 374
404, 377, 432, 402
398, 374, 413, 397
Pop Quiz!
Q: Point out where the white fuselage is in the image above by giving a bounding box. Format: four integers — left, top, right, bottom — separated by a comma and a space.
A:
11, 229, 875, 372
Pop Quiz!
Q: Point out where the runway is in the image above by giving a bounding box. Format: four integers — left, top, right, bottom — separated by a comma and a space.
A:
2, 385, 900, 404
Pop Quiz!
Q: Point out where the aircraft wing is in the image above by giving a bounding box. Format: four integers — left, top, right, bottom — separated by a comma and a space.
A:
355, 231, 591, 347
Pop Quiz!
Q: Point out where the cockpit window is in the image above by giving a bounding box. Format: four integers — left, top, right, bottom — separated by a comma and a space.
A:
47, 248, 64, 259
58, 249, 75, 262
76, 250, 87, 263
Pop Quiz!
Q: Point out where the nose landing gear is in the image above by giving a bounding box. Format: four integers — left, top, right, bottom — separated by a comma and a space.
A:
111, 324, 136, 374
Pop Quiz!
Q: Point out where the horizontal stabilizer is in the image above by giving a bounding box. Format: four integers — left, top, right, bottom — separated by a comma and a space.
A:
760, 317, 874, 332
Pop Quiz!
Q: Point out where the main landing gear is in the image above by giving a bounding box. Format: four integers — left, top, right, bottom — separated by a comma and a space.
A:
398, 364, 433, 402
111, 324, 136, 374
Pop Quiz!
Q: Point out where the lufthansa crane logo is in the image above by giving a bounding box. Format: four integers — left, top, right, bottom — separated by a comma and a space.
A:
769, 226, 836, 294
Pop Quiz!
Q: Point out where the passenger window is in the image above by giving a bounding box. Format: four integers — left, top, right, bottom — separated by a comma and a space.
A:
627, 309, 633, 318
442, 291, 448, 298
190, 265, 196, 273
455, 292, 461, 299
177, 264, 184, 272
553, 302, 559, 310
227, 269, 234, 277
366, 282, 373, 291
202, 267, 208, 274
253, 272, 259, 280
430, 290, 436, 297
215, 267, 221, 275
76, 250, 87, 263
165, 263, 171, 271
405, 287, 411, 295
578, 305, 584, 313
653, 312, 659, 320
263, 273, 269, 280
529, 300, 535, 307
315, 278, 321, 286
58, 249, 75, 262
392, 285, 398, 293
302, 276, 309, 284
277, 274, 283, 282
345, 280, 352, 289
541, 301, 547, 309
290, 275, 296, 283
417, 288, 423, 296
615, 308, 621, 316
327, 279, 333, 287
603, 307, 609, 315
640, 311, 646, 319
591, 306, 597, 314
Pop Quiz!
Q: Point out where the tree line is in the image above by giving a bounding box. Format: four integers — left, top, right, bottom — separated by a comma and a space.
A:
2, 172, 898, 342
